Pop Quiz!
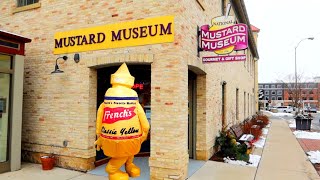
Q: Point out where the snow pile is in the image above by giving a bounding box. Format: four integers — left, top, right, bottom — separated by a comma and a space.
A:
260, 110, 273, 117
289, 123, 296, 128
260, 110, 293, 117
307, 151, 320, 164
293, 131, 320, 139
262, 128, 268, 135
272, 112, 294, 117
266, 123, 271, 128
224, 154, 261, 167
253, 137, 266, 148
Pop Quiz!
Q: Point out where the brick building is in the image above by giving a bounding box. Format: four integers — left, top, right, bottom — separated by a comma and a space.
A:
259, 82, 319, 110
0, 0, 259, 179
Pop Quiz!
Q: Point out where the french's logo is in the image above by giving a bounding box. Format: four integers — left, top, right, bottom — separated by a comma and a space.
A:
102, 107, 136, 124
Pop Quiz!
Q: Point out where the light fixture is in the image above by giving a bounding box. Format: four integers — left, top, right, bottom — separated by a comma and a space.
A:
51, 56, 68, 74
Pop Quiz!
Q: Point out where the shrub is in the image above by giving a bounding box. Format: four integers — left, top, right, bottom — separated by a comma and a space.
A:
214, 130, 249, 162
256, 115, 270, 128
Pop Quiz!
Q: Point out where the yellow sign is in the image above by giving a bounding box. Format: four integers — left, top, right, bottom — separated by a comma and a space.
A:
54, 16, 174, 54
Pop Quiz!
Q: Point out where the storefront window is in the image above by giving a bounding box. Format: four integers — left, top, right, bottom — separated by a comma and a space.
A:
0, 55, 12, 162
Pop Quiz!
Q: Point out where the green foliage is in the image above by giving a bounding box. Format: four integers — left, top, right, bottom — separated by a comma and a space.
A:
214, 130, 249, 162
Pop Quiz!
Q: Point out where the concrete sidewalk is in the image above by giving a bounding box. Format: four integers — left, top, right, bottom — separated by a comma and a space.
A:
255, 120, 319, 180
189, 119, 320, 180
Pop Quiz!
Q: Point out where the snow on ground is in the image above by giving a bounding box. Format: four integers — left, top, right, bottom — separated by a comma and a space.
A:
262, 128, 268, 135
260, 110, 294, 117
293, 131, 320, 139
272, 113, 294, 117
253, 137, 266, 148
307, 151, 320, 164
289, 123, 296, 128
224, 154, 261, 167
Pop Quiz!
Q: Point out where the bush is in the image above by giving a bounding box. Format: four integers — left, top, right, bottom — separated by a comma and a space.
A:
214, 130, 249, 162
256, 115, 270, 128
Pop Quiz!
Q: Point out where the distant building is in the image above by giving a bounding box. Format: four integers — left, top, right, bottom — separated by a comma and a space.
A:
259, 82, 319, 109
258, 83, 284, 108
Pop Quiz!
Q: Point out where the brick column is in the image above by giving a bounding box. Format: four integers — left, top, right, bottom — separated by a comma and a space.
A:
149, 53, 188, 180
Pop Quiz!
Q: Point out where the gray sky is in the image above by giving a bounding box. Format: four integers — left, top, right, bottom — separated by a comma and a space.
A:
245, 0, 320, 83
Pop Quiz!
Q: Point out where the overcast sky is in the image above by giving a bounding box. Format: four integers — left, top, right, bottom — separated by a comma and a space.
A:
244, 0, 320, 83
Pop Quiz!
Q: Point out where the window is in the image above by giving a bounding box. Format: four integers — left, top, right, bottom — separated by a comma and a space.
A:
303, 97, 307, 100
287, 84, 291, 88
277, 97, 282, 100
277, 85, 282, 88
310, 91, 314, 94
271, 91, 276, 95
271, 85, 275, 88
259, 85, 263, 88
265, 85, 269, 88
309, 97, 314, 100
265, 91, 269, 95
221, 0, 227, 15
289, 97, 292, 100
236, 89, 239, 120
271, 96, 276, 100
17, 0, 39, 7
265, 96, 269, 100
244, 92, 246, 118
277, 91, 282, 95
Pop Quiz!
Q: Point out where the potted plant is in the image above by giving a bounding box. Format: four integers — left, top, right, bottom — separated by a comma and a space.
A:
40, 146, 55, 170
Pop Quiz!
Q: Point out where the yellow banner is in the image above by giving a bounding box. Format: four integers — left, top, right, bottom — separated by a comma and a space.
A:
53, 16, 174, 54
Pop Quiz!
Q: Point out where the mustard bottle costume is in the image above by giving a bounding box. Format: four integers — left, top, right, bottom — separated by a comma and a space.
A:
95, 63, 150, 180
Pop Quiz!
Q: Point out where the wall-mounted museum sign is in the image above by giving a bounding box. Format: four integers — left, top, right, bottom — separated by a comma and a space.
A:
54, 16, 174, 54
199, 15, 248, 63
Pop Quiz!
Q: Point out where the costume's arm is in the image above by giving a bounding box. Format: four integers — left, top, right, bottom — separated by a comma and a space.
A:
95, 103, 104, 150
136, 103, 150, 142
96, 103, 104, 137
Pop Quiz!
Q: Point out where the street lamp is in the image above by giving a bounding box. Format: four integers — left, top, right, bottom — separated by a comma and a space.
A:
294, 37, 314, 114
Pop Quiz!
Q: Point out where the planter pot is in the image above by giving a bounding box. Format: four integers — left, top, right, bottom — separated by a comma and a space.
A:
40, 156, 55, 170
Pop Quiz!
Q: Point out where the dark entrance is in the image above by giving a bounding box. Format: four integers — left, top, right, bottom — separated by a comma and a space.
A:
96, 64, 151, 161
188, 71, 197, 159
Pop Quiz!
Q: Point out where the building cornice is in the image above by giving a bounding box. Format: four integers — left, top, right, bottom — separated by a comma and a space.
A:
230, 0, 259, 60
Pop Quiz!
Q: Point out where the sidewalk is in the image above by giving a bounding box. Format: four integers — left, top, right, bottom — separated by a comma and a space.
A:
189, 119, 320, 180
1, 118, 319, 180
255, 120, 319, 180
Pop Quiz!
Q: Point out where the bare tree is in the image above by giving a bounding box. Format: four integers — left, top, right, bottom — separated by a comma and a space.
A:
277, 73, 316, 114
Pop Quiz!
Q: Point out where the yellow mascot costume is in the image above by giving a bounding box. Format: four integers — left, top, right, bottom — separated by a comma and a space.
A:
95, 63, 150, 180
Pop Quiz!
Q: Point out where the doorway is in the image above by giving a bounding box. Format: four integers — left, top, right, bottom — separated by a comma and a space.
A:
96, 64, 151, 162
188, 71, 197, 159
0, 55, 12, 173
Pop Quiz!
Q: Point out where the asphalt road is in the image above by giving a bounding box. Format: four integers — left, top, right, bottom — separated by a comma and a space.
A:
274, 112, 320, 131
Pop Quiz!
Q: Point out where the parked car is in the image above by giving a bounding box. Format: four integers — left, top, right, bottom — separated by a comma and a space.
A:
275, 106, 294, 113
304, 107, 317, 113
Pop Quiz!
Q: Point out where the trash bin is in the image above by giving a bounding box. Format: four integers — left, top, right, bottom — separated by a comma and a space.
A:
295, 115, 312, 130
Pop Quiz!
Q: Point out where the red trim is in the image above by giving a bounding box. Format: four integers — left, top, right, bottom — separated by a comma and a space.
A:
100, 133, 142, 140
0, 31, 31, 43
0, 30, 31, 55
0, 45, 24, 56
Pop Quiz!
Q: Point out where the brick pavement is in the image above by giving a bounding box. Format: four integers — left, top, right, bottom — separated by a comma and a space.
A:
293, 128, 320, 176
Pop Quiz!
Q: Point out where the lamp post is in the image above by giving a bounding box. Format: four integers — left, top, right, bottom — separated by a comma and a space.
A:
294, 37, 314, 114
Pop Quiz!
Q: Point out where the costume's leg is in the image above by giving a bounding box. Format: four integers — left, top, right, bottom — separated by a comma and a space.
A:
106, 157, 129, 180
125, 155, 140, 177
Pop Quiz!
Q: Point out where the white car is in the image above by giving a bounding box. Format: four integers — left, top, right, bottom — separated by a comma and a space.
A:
276, 106, 293, 113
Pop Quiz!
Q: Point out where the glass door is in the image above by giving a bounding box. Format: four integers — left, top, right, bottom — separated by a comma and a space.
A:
0, 54, 12, 173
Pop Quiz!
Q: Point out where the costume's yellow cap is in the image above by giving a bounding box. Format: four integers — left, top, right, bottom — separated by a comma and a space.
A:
110, 63, 135, 87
